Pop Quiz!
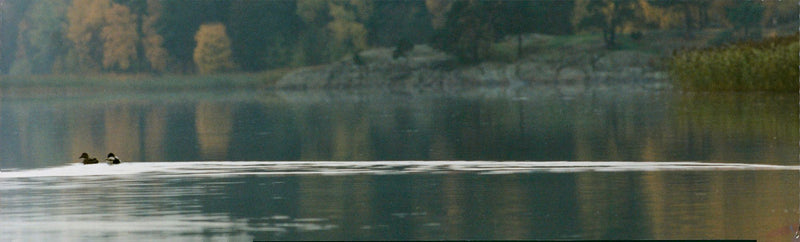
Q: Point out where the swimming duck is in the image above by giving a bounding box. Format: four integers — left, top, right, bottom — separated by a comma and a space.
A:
106, 153, 121, 165
79, 153, 99, 164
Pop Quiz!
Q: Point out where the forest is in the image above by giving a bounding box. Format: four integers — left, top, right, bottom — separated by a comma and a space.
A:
0, 0, 795, 76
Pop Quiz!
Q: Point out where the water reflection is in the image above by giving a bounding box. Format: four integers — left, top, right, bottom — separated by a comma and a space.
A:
196, 102, 234, 160
0, 170, 796, 240
0, 88, 795, 169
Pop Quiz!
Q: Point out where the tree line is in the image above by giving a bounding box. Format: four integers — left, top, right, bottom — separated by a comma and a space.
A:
0, 0, 793, 75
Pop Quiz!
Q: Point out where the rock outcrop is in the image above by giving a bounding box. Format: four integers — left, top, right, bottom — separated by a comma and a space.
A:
276, 42, 666, 90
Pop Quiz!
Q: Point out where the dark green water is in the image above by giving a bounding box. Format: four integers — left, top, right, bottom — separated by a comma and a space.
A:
0, 86, 797, 240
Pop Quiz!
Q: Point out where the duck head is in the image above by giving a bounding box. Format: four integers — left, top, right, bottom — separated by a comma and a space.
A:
79, 153, 90, 159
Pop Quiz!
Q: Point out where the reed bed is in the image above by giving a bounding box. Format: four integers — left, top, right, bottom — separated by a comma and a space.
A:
669, 34, 798, 92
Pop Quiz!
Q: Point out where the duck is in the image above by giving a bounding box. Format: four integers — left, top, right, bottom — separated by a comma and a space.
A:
106, 153, 121, 165
79, 153, 99, 164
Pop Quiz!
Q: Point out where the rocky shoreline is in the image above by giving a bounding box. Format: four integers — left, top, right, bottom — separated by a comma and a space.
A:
276, 42, 668, 90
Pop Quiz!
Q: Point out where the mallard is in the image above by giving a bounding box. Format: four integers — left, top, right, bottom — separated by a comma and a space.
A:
106, 153, 121, 165
79, 153, 99, 164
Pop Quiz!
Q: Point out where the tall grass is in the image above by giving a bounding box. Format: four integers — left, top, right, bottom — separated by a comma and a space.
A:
669, 34, 798, 92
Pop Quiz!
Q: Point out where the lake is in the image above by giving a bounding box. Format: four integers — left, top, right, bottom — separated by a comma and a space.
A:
0, 85, 797, 241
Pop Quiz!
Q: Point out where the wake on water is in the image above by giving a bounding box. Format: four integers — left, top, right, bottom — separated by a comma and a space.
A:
0, 161, 798, 179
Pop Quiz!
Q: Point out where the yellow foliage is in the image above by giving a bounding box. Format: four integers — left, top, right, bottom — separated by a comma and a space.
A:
326, 0, 369, 52
193, 23, 237, 74
142, 0, 167, 72
636, 0, 682, 29
327, 20, 368, 50
101, 3, 138, 71
66, 0, 110, 72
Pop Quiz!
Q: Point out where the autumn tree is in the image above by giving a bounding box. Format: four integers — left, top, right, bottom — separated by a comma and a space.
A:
294, 0, 372, 65
141, 0, 167, 72
645, 0, 711, 38
66, 0, 109, 72
160, 0, 229, 73
193, 23, 236, 74
102, 3, 138, 71
327, 0, 371, 56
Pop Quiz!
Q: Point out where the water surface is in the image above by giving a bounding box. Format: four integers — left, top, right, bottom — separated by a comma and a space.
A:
0, 86, 797, 241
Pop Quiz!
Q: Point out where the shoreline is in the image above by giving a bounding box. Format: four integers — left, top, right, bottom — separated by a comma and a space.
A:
0, 32, 671, 94
275, 43, 668, 90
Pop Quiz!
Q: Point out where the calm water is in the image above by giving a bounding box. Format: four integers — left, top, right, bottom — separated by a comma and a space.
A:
0, 86, 797, 241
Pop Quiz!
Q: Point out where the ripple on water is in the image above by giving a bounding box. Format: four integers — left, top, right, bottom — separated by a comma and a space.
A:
1, 161, 798, 181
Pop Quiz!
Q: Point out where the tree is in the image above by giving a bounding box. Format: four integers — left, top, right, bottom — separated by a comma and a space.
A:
576, 0, 639, 49
294, 0, 372, 65
646, 0, 711, 38
66, 0, 110, 72
326, 0, 371, 60
536, 0, 575, 35
159, 0, 230, 73
227, 0, 301, 71
10, 0, 69, 75
142, 0, 167, 72
296, 0, 330, 26
431, 0, 502, 63
761, 0, 796, 28
193, 23, 236, 74
327, 1, 369, 55
101, 3, 138, 71
425, 0, 453, 29
10, 20, 32, 74
294, 0, 333, 65
367, 0, 433, 47
496, 1, 538, 59
725, 0, 763, 38
1, 0, 33, 74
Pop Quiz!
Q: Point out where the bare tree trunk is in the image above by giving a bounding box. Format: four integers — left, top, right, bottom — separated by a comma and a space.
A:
683, 2, 694, 39
603, 27, 616, 49
517, 33, 522, 60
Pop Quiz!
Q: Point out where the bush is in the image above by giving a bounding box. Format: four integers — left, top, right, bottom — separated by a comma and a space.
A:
669, 34, 798, 92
